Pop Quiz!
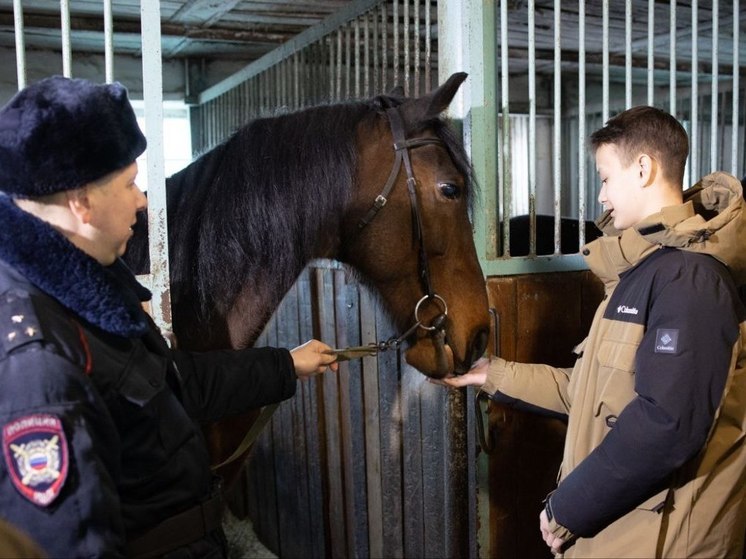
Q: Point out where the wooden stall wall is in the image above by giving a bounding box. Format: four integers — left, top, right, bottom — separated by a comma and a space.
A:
485, 271, 604, 558
236, 263, 474, 558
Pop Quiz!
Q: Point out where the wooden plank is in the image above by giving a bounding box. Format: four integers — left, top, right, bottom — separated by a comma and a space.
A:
317, 267, 346, 558
360, 287, 383, 558
375, 305, 403, 558
401, 361, 424, 557
336, 273, 369, 556
274, 285, 305, 558
298, 268, 325, 557
420, 379, 448, 558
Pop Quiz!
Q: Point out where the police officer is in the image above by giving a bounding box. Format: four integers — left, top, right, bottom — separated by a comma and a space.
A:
0, 76, 338, 557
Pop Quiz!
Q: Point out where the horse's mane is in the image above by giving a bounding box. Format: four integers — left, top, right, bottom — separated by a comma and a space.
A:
128, 94, 475, 321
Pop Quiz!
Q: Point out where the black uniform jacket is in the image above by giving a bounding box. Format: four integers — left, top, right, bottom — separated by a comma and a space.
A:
0, 195, 296, 557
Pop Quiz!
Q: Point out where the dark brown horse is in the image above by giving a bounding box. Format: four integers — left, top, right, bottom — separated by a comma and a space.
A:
125, 72, 490, 481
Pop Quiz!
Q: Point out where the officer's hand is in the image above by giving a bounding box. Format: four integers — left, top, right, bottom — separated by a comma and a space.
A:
291, 339, 339, 379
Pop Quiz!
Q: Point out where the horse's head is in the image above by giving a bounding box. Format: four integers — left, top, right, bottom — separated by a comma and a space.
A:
341, 72, 490, 379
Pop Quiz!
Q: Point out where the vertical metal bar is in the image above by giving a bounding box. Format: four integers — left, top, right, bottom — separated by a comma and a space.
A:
625, 0, 632, 109
413, 0, 420, 97
404, 0, 410, 95
578, 0, 586, 248
373, 7, 380, 94
528, 0, 536, 256
60, 0, 72, 77
669, 1, 676, 115
345, 24, 351, 99
602, 0, 609, 124
501, 0, 512, 256
647, 0, 654, 105
424, 0, 431, 90
336, 29, 343, 100
553, 0, 562, 254
363, 13, 370, 97
691, 0, 699, 180
393, 0, 399, 87
382, 3, 388, 91
710, 0, 719, 172
140, 0, 171, 331
12, 0, 26, 89
104, 0, 114, 82
732, 0, 740, 176
355, 18, 361, 98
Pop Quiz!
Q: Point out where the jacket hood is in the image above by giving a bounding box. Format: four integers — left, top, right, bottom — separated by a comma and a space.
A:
584, 172, 746, 288
0, 194, 150, 336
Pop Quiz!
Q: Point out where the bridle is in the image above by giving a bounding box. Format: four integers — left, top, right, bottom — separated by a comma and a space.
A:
330, 106, 452, 371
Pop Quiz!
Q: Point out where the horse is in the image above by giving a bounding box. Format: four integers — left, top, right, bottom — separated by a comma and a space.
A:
124, 72, 490, 483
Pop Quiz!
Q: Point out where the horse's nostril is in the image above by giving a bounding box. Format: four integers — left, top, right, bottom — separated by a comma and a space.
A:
468, 328, 489, 367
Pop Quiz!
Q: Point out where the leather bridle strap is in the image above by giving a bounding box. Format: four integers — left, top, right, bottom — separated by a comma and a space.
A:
358, 106, 443, 297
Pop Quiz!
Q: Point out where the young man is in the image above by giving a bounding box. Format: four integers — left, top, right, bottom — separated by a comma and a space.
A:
0, 76, 338, 557
441, 106, 746, 557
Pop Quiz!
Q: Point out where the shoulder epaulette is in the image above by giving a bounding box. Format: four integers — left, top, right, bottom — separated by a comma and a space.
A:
0, 289, 44, 357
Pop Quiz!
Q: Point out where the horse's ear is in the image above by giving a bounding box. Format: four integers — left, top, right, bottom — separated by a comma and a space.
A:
419, 72, 468, 118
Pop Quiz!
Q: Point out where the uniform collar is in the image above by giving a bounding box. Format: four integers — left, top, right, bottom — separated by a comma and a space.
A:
0, 194, 150, 337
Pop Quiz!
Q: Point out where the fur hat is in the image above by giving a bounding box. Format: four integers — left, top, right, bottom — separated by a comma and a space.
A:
0, 76, 147, 198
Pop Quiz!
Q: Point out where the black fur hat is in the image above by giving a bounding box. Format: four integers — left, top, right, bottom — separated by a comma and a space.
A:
0, 76, 147, 198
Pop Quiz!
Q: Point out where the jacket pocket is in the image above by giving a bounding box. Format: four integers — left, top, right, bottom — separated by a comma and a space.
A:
116, 342, 167, 407
594, 339, 638, 418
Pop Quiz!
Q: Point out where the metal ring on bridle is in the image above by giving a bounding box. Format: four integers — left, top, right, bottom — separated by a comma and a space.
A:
414, 294, 448, 331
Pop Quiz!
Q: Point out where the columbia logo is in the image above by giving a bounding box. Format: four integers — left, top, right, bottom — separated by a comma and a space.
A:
655, 328, 679, 354
617, 305, 639, 315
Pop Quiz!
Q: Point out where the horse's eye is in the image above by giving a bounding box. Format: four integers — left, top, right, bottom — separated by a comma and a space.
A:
438, 182, 461, 200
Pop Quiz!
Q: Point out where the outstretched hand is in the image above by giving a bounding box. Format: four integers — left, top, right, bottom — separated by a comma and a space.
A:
291, 339, 339, 378
428, 356, 490, 388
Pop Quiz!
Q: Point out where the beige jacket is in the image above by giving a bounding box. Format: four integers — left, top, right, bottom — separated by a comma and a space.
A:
484, 172, 746, 558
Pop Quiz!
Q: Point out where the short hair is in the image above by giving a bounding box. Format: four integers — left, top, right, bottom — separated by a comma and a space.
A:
590, 106, 689, 187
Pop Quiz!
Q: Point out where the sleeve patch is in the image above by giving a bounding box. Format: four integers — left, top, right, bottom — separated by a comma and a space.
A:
3, 414, 69, 506
654, 328, 680, 354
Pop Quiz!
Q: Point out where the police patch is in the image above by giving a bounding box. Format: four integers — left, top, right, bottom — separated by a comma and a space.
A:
3, 414, 68, 506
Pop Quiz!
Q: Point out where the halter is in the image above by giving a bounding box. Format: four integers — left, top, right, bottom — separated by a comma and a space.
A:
328, 107, 451, 370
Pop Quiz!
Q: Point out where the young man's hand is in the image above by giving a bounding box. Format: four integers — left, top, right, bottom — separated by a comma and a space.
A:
427, 356, 489, 387
290, 339, 339, 378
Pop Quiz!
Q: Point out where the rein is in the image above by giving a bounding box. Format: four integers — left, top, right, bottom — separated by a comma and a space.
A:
330, 107, 451, 369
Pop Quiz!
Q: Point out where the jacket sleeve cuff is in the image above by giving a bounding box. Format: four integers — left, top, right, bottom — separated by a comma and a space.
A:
481, 357, 508, 395
545, 495, 576, 543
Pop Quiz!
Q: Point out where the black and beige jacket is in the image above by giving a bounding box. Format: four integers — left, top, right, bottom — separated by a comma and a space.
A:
483, 172, 746, 558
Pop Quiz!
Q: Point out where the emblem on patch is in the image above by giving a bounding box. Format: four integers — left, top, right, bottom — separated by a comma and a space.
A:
655, 328, 679, 354
3, 414, 68, 506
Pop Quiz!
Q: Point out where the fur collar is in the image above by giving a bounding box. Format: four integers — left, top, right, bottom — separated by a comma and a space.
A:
0, 194, 150, 337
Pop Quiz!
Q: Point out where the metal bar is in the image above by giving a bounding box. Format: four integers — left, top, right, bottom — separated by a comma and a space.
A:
381, 3, 387, 92
710, 0, 719, 172
394, 0, 399, 87
732, 0, 740, 176
60, 0, 72, 77
404, 0, 410, 95
140, 0, 171, 331
424, 0, 431, 90
414, 0, 420, 97
669, 1, 676, 115
602, 0, 609, 124
528, 0, 536, 256
647, 0, 654, 105
553, 0, 562, 255
625, 0, 632, 109
578, 0, 586, 249
500, 0, 512, 256
12, 0, 25, 89
691, 0, 699, 180
104, 0, 114, 82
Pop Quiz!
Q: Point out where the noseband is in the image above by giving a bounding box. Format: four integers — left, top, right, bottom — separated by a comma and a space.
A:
329, 107, 451, 371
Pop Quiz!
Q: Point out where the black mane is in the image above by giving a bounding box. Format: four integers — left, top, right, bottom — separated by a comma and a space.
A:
125, 95, 474, 321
